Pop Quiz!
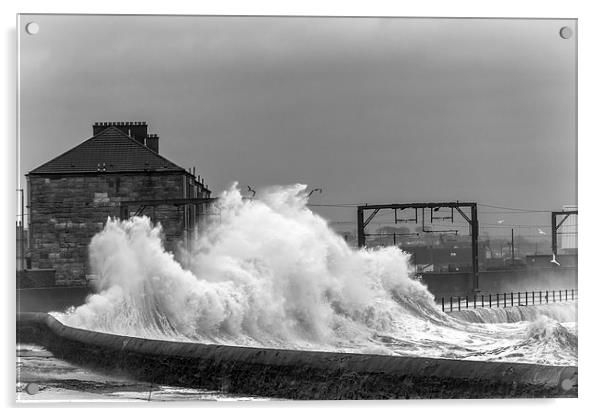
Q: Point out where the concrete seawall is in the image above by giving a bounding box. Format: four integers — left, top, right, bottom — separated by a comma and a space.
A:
17, 313, 577, 400
421, 267, 577, 298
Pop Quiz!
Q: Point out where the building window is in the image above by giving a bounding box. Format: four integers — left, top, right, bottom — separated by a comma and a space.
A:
108, 177, 121, 193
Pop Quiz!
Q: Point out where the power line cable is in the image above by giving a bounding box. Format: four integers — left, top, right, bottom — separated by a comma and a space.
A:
477, 203, 553, 213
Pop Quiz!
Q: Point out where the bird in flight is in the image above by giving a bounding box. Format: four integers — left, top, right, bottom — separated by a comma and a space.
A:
307, 188, 323, 197
550, 253, 561, 266
496, 219, 505, 224
246, 185, 256, 198
538, 228, 547, 235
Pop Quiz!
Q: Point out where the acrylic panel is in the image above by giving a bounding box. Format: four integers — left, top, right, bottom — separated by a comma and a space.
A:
16, 14, 577, 401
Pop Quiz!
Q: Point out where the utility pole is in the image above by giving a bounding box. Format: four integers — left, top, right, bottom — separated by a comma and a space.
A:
470, 204, 479, 291
357, 207, 365, 247
18, 189, 25, 271
511, 228, 515, 266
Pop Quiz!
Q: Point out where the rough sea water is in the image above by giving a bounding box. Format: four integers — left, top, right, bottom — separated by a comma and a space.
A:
54, 184, 577, 367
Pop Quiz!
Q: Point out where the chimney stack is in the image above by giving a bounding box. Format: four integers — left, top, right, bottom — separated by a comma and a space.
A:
145, 134, 159, 153
93, 121, 160, 153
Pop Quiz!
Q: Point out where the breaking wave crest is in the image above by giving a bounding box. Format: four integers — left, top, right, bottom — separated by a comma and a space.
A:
449, 303, 576, 324
54, 184, 577, 366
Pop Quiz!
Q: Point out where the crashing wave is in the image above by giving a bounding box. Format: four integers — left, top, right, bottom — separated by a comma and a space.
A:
54, 184, 577, 366
448, 303, 576, 324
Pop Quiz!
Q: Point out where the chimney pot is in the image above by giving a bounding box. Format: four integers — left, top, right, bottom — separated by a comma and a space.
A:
93, 121, 149, 145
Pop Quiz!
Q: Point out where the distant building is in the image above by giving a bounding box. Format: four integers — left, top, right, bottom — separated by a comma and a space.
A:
395, 240, 487, 273
26, 122, 211, 285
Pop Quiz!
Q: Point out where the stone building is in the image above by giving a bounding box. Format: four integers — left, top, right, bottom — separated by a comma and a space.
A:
26, 122, 211, 285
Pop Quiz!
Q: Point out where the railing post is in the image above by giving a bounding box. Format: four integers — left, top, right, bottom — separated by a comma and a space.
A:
504, 293, 507, 308
450, 297, 453, 311
539, 291, 542, 304
442, 298, 445, 312
565, 289, 568, 302
496, 293, 499, 307
473, 294, 476, 309
458, 297, 461, 311
466, 296, 469, 309
532, 291, 535, 305
481, 295, 484, 308
489, 294, 492, 308
546, 290, 548, 303
511, 292, 514, 306
572, 289, 574, 301
552, 291, 555, 303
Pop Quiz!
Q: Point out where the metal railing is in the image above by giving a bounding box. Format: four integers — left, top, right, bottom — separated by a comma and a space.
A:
438, 289, 578, 312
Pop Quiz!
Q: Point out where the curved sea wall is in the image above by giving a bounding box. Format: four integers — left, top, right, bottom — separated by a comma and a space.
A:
17, 312, 577, 400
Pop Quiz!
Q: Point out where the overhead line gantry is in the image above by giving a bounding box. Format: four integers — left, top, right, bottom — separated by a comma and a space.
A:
357, 202, 480, 291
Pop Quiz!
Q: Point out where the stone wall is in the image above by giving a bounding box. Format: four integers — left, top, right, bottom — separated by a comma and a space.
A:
420, 267, 578, 298
16, 269, 56, 289
17, 286, 90, 312
27, 172, 206, 285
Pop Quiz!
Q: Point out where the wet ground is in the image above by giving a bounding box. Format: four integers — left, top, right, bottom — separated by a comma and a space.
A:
16, 343, 270, 402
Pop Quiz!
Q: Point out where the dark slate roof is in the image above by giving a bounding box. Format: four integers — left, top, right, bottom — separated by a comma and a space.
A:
28, 126, 186, 175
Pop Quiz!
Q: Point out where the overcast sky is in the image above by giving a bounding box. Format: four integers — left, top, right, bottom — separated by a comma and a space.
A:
19, 15, 576, 238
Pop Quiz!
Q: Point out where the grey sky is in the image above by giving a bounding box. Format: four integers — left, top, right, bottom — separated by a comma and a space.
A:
19, 15, 577, 238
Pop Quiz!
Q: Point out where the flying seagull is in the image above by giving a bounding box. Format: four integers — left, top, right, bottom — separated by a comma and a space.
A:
550, 253, 561, 266
246, 185, 256, 198
496, 219, 505, 224
307, 188, 323, 197
538, 228, 547, 235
